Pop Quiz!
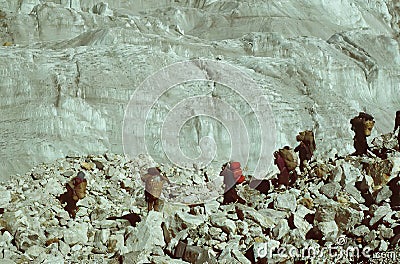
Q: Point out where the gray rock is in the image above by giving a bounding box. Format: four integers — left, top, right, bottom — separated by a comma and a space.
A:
317, 221, 338, 242
63, 222, 89, 245
364, 230, 377, 243
210, 214, 236, 234
378, 225, 394, 239
176, 211, 206, 228
315, 203, 337, 222
320, 182, 341, 199
293, 215, 312, 239
94, 229, 110, 247
330, 165, 343, 183
275, 192, 297, 212
258, 208, 287, 222
0, 259, 16, 264
121, 251, 151, 264
108, 233, 125, 254
344, 183, 365, 203
25, 245, 45, 258
295, 204, 315, 218
342, 163, 363, 185
370, 204, 392, 226
273, 219, 290, 240
231, 248, 251, 264
152, 255, 192, 264
40, 255, 65, 264
0, 187, 11, 207
236, 205, 275, 230
62, 170, 75, 177
335, 206, 362, 232
236, 220, 249, 236
0, 231, 13, 249
125, 211, 165, 253
183, 245, 213, 264
352, 225, 370, 237
58, 240, 70, 256
204, 200, 220, 215
378, 240, 389, 251
375, 185, 392, 204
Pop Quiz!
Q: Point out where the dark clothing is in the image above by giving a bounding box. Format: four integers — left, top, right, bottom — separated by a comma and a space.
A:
274, 152, 297, 187
223, 186, 245, 205
351, 115, 370, 156
220, 162, 245, 204
394, 111, 400, 149
141, 168, 169, 212
353, 134, 369, 155
294, 142, 312, 172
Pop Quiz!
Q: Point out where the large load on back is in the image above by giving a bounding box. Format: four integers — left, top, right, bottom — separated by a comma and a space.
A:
220, 161, 245, 184
296, 130, 316, 154
351, 112, 375, 137
278, 147, 297, 171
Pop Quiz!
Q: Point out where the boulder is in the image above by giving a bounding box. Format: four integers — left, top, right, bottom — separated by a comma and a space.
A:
370, 204, 392, 226
320, 182, 341, 199
63, 222, 89, 245
125, 211, 165, 253
275, 192, 297, 212
317, 221, 338, 242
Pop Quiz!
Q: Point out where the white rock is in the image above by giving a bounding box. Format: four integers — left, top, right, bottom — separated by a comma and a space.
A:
176, 211, 206, 228
275, 192, 297, 212
352, 225, 370, 237
125, 211, 165, 253
293, 215, 312, 239
370, 204, 392, 226
25, 245, 45, 258
295, 204, 315, 218
318, 221, 338, 242
58, 240, 70, 256
375, 185, 392, 204
63, 222, 89, 245
204, 200, 220, 215
0, 187, 11, 207
273, 219, 290, 240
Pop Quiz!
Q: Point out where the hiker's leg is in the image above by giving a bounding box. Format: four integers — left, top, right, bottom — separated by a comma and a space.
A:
397, 133, 400, 150
223, 188, 235, 204
154, 199, 160, 211
299, 159, 305, 172
278, 168, 290, 187
289, 171, 298, 186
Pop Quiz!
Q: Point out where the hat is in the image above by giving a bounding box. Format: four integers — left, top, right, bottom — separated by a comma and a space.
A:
77, 171, 85, 179
230, 161, 241, 170
147, 167, 160, 175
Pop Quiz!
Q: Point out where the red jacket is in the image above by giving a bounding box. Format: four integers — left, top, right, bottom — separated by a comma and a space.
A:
274, 152, 287, 171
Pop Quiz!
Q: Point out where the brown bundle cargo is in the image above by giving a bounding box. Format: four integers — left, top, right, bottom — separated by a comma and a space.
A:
146, 179, 164, 198
74, 181, 87, 200
364, 120, 375, 136
279, 148, 297, 171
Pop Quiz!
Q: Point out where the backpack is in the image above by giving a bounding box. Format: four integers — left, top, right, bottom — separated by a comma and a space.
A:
220, 162, 245, 184
279, 148, 297, 171
351, 112, 375, 136
364, 120, 375, 136
296, 130, 316, 155
350, 116, 364, 133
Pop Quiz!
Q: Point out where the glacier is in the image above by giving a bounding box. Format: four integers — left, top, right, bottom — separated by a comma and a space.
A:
0, 0, 400, 180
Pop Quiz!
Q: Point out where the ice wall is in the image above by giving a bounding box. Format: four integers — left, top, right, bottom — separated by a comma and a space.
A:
0, 0, 399, 179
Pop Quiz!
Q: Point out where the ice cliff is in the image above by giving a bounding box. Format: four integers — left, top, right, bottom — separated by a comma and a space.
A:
1, 0, 400, 179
